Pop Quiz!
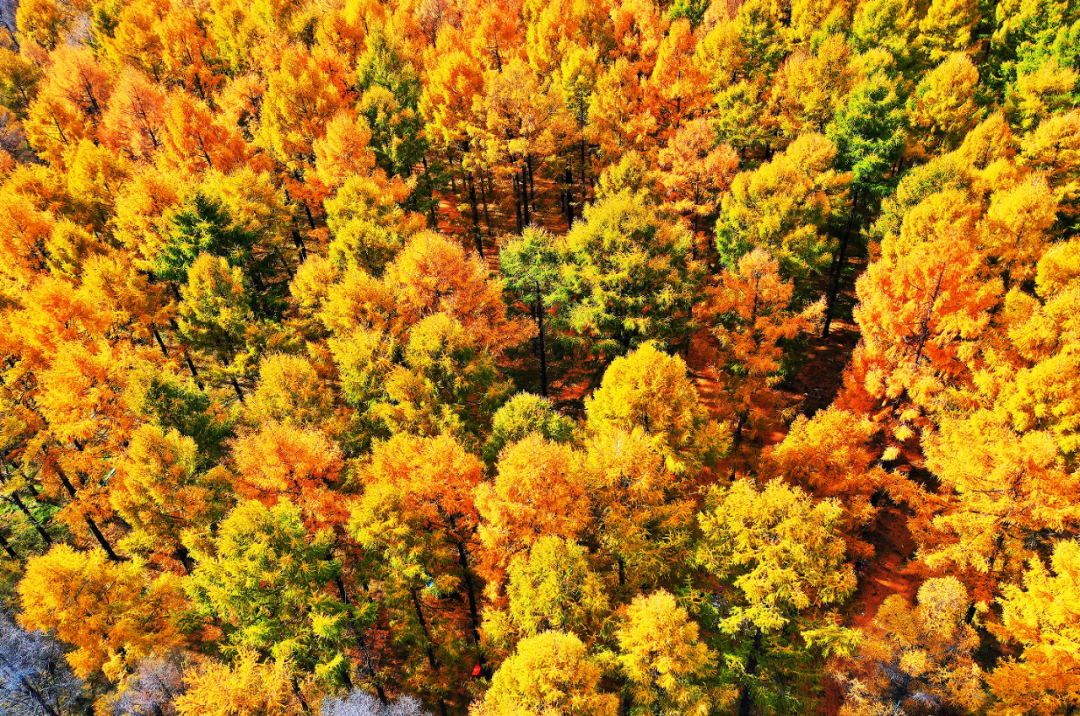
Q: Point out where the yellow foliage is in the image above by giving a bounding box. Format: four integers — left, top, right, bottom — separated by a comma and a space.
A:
18, 545, 185, 680
471, 631, 618, 716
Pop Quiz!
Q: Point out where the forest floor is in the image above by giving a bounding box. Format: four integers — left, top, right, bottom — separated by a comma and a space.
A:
433, 176, 923, 713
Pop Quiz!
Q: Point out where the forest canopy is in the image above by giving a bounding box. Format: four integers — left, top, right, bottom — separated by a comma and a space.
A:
1, 0, 1079, 714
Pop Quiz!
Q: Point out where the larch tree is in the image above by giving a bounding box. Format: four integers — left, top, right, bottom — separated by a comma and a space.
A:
989, 539, 1080, 716
616, 590, 716, 716
554, 189, 704, 361
186, 500, 356, 690
475, 434, 592, 593
584, 341, 727, 475
349, 432, 485, 707
715, 132, 850, 289
482, 535, 609, 651
18, 546, 186, 681
655, 118, 740, 250
470, 631, 618, 716
696, 479, 858, 716
499, 227, 565, 397
839, 231, 1001, 446
704, 248, 822, 447
838, 577, 985, 716
482, 392, 576, 465
762, 407, 886, 558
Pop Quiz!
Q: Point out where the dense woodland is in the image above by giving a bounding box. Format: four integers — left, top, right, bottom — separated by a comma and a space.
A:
0, 0, 1079, 713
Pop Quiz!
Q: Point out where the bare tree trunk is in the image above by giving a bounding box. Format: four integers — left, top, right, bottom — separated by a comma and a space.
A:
536, 289, 548, 397
467, 172, 484, 259
8, 491, 52, 545
521, 163, 531, 227
526, 154, 536, 215
513, 175, 523, 232
479, 168, 494, 238
580, 138, 588, 207
738, 628, 763, 716
564, 165, 574, 226
823, 191, 861, 338
54, 465, 124, 562
0, 531, 17, 559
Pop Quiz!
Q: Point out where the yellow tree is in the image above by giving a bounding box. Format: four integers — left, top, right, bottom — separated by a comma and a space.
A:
773, 34, 855, 142
470, 631, 619, 716
111, 423, 233, 570
616, 590, 716, 716
923, 410, 1080, 602
986, 239, 1080, 460
98, 69, 168, 162
176, 650, 307, 716
762, 407, 886, 558
232, 420, 346, 528
917, 0, 981, 62
647, 18, 711, 135
1020, 111, 1080, 222
909, 52, 983, 156
475, 434, 591, 593
18, 546, 186, 680
480, 55, 565, 236
989, 540, 1080, 716
161, 92, 248, 175
483, 536, 609, 651
585, 341, 727, 475
696, 479, 857, 716
715, 132, 850, 284
978, 176, 1059, 289
379, 232, 534, 354
256, 45, 347, 173
584, 427, 698, 597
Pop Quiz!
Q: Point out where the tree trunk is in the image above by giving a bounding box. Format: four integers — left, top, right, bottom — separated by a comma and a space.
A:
536, 289, 548, 397
526, 154, 536, 215
410, 589, 439, 670
738, 628, 763, 716
521, 162, 531, 227
291, 228, 309, 262
455, 541, 483, 648
513, 175, 523, 232
291, 675, 311, 714
152, 326, 169, 357
172, 545, 194, 575
479, 168, 494, 238
229, 376, 245, 403
0, 531, 17, 559
54, 465, 124, 561
9, 491, 53, 545
564, 165, 574, 226
580, 138, 588, 207
423, 156, 437, 229
822, 192, 861, 338
467, 172, 484, 259
333, 576, 388, 705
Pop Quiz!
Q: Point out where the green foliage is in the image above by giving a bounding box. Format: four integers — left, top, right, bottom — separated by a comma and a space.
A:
554, 190, 704, 361
138, 370, 235, 468
483, 392, 576, 464
826, 61, 909, 203
154, 193, 285, 319
187, 500, 360, 687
